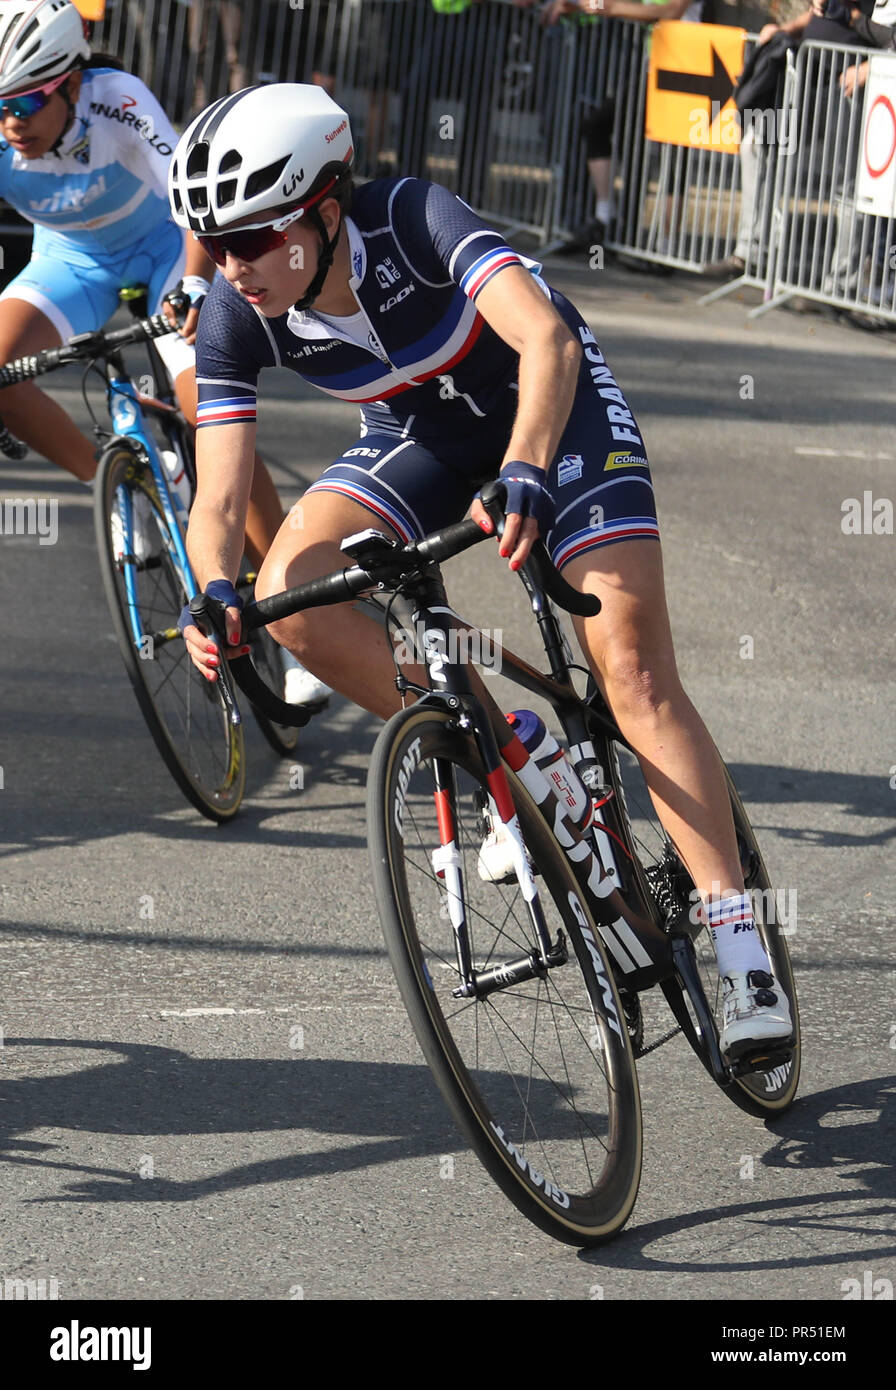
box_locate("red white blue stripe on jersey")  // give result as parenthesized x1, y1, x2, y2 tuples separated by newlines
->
(196, 393, 257, 429)
(294, 302, 486, 408)
(551, 517, 661, 569)
(459, 246, 522, 301)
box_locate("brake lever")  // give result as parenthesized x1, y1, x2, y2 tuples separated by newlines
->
(188, 592, 242, 726)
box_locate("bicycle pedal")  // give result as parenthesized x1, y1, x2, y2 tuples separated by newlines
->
(729, 1045, 794, 1078)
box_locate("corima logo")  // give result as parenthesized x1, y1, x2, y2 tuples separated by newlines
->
(604, 451, 648, 471)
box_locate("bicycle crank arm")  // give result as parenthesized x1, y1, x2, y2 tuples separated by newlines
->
(452, 933, 568, 1000)
(669, 933, 730, 1086)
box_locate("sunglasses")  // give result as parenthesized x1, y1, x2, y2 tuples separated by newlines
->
(196, 208, 305, 268)
(0, 74, 68, 121)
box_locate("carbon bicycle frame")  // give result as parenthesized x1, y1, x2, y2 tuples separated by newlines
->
(390, 562, 675, 995)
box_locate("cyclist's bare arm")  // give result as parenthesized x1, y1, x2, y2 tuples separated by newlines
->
(184, 420, 257, 673)
(468, 264, 581, 566)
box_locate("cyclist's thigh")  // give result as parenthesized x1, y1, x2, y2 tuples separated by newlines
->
(0, 252, 121, 347)
(145, 221, 195, 388)
(545, 291, 661, 573)
(0, 293, 62, 363)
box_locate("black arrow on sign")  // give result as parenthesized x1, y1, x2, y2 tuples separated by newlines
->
(656, 47, 735, 112)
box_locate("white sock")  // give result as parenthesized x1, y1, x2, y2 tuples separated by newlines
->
(595, 198, 613, 226)
(708, 893, 772, 978)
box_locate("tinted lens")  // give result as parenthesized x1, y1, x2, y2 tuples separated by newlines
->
(197, 224, 288, 267)
(1, 90, 49, 119)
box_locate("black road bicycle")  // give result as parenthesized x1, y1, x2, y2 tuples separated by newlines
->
(0, 288, 305, 820)
(190, 482, 801, 1245)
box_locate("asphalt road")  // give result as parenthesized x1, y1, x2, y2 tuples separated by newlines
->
(0, 259, 893, 1315)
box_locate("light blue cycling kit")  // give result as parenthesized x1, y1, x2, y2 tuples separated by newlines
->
(0, 67, 191, 373)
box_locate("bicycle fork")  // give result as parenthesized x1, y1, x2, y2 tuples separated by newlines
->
(407, 590, 568, 1000)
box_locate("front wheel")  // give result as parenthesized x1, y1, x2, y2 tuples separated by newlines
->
(367, 704, 643, 1246)
(94, 442, 245, 821)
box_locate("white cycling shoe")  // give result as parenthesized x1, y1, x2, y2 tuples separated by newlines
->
(719, 969, 794, 1063)
(282, 652, 332, 709)
(477, 799, 534, 885)
(111, 489, 156, 564)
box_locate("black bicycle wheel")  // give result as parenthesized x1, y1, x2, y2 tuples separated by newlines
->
(599, 724, 800, 1116)
(247, 626, 300, 758)
(94, 442, 245, 822)
(368, 704, 643, 1246)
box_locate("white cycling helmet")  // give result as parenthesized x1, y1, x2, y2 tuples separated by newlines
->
(168, 83, 354, 235)
(0, 0, 91, 98)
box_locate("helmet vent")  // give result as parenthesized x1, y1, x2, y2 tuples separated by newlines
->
(219, 149, 241, 174)
(244, 156, 290, 202)
(186, 142, 209, 178)
(18, 18, 40, 52)
(217, 179, 237, 208)
(188, 187, 209, 214)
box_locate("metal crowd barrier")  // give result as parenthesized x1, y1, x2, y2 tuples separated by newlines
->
(551, 18, 746, 272)
(755, 39, 896, 324)
(6, 4, 891, 324)
(94, 0, 571, 242)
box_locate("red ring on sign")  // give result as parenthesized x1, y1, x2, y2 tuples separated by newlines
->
(864, 94, 896, 180)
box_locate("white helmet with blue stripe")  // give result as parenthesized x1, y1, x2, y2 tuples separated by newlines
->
(0, 0, 91, 98)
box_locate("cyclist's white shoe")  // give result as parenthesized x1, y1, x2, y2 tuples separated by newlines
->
(478, 818, 517, 884)
(477, 799, 534, 884)
(282, 652, 332, 709)
(720, 969, 794, 1063)
(111, 490, 156, 564)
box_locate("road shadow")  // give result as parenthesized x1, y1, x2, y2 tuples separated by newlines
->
(0, 1036, 602, 1206)
(580, 1075, 896, 1274)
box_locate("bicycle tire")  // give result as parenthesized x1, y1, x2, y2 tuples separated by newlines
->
(368, 703, 643, 1246)
(599, 726, 800, 1116)
(247, 626, 300, 758)
(94, 441, 245, 822)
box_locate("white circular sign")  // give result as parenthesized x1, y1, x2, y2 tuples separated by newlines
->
(864, 94, 896, 181)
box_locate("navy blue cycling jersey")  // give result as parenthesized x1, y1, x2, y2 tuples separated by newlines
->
(196, 175, 659, 565)
(196, 177, 542, 435)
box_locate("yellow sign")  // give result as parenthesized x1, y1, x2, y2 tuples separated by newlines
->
(72, 0, 106, 19)
(646, 22, 746, 154)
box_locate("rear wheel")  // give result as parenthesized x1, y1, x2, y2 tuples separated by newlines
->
(94, 442, 245, 821)
(368, 704, 643, 1245)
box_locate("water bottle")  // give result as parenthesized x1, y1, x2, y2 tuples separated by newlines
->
(160, 448, 191, 525)
(507, 710, 592, 835)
